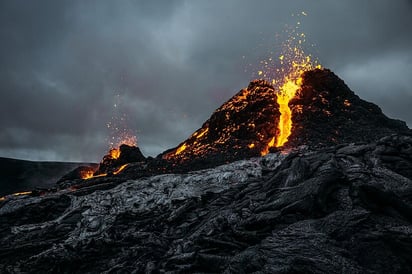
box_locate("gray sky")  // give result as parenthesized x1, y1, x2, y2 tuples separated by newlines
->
(1, 0, 411, 162)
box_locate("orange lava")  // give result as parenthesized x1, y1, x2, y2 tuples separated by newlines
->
(275, 75, 303, 147)
(273, 55, 320, 149)
(81, 164, 128, 180)
(109, 148, 121, 159)
(259, 15, 321, 155)
(80, 169, 95, 180)
(13, 191, 32, 196)
(175, 143, 187, 155)
(113, 164, 128, 175)
(0, 191, 32, 201)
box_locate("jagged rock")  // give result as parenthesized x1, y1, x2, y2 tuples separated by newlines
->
(58, 165, 98, 182)
(1, 134, 412, 273)
(161, 79, 280, 163)
(2, 68, 411, 273)
(56, 145, 146, 185)
(60, 69, 409, 185)
(96, 144, 146, 175)
(287, 69, 409, 148)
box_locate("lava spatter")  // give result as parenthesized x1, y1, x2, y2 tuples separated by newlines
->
(258, 16, 321, 154)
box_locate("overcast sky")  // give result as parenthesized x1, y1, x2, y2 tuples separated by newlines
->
(1, 0, 411, 162)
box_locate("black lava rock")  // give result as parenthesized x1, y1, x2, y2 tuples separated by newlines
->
(3, 68, 411, 273)
(1, 134, 412, 273)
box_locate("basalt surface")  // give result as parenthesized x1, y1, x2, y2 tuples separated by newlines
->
(1, 134, 412, 273)
(2, 68, 412, 273)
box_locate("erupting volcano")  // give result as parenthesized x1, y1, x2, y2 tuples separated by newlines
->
(156, 68, 408, 171)
(59, 141, 145, 185)
(160, 26, 326, 163)
(56, 31, 409, 185)
(2, 26, 412, 274)
(58, 66, 408, 188)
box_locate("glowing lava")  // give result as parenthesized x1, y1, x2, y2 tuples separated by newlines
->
(273, 56, 320, 149)
(109, 148, 121, 159)
(275, 62, 308, 147)
(80, 137, 136, 180)
(81, 164, 129, 180)
(175, 143, 187, 155)
(12, 191, 32, 196)
(80, 169, 95, 180)
(259, 13, 321, 155)
(113, 164, 128, 175)
(161, 13, 321, 161)
(0, 191, 32, 201)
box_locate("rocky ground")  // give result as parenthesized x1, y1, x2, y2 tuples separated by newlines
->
(1, 68, 411, 273)
(1, 133, 412, 273)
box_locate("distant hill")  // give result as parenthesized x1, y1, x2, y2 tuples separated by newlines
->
(0, 157, 97, 196)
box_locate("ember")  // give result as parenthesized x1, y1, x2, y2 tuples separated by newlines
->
(161, 20, 322, 161)
(258, 19, 321, 154)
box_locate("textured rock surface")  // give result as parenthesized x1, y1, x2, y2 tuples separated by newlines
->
(1, 134, 412, 273)
(287, 69, 409, 148)
(161, 79, 279, 163)
(90, 69, 412, 183)
(161, 69, 409, 164)
(57, 69, 409, 185)
(97, 144, 146, 175)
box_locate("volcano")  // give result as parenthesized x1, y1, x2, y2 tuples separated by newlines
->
(1, 68, 412, 273)
(162, 68, 408, 161)
(63, 68, 409, 184)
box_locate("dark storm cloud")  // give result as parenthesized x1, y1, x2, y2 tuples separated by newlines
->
(0, 0, 411, 162)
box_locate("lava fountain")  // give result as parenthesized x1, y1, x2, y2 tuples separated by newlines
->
(260, 15, 321, 155)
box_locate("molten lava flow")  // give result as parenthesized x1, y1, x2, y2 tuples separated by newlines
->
(261, 137, 275, 156)
(160, 13, 322, 161)
(81, 164, 128, 180)
(113, 164, 128, 175)
(195, 128, 209, 139)
(272, 55, 320, 149)
(80, 169, 95, 180)
(83, 164, 128, 179)
(258, 14, 321, 155)
(275, 76, 302, 147)
(109, 148, 121, 159)
(82, 172, 107, 180)
(175, 143, 187, 155)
